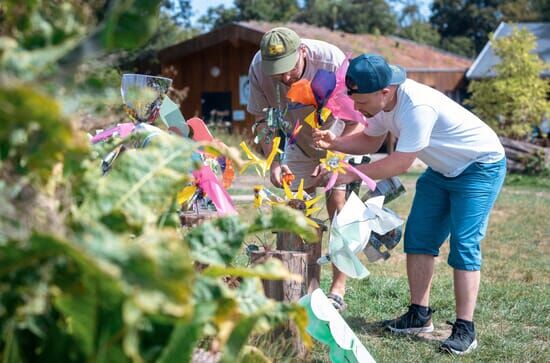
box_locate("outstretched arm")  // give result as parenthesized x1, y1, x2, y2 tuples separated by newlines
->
(313, 129, 387, 155)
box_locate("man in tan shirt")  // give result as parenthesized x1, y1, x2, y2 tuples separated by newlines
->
(247, 27, 363, 310)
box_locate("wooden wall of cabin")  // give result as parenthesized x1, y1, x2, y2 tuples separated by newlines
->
(407, 70, 468, 102)
(161, 40, 259, 135)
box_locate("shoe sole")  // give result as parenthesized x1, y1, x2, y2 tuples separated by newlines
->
(387, 323, 434, 334)
(441, 339, 478, 355)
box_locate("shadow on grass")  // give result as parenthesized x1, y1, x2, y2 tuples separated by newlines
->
(347, 316, 450, 346)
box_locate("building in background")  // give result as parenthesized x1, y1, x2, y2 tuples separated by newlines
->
(466, 22, 550, 80)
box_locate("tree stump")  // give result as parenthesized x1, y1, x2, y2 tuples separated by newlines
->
(276, 223, 326, 294)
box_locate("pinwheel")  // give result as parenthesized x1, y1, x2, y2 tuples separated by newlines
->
(319, 151, 377, 192)
(253, 185, 283, 208)
(287, 55, 368, 126)
(177, 165, 236, 216)
(239, 137, 281, 177)
(299, 289, 376, 363)
(252, 178, 323, 228)
(317, 192, 403, 279)
(281, 178, 323, 227)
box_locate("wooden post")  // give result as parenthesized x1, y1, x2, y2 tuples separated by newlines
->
(250, 249, 309, 359)
(179, 210, 218, 227)
(276, 223, 326, 294)
(250, 250, 308, 301)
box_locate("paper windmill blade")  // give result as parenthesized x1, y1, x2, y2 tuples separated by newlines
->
(239, 137, 281, 177)
(299, 289, 376, 363)
(311, 69, 337, 109)
(253, 184, 283, 208)
(319, 192, 404, 279)
(287, 119, 303, 146)
(91, 122, 136, 144)
(159, 95, 190, 137)
(192, 165, 237, 215)
(304, 107, 332, 129)
(320, 151, 377, 192)
(325, 55, 369, 126)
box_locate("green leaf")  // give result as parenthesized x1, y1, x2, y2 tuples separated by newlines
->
(2, 321, 24, 363)
(0, 86, 89, 183)
(102, 0, 162, 50)
(79, 134, 196, 226)
(53, 274, 98, 357)
(203, 259, 303, 282)
(156, 300, 218, 363)
(219, 316, 261, 363)
(186, 216, 248, 266)
(248, 206, 318, 242)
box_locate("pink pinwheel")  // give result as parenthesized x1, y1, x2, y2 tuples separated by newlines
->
(192, 165, 237, 215)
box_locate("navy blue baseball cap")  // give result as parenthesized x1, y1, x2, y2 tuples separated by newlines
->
(346, 54, 407, 94)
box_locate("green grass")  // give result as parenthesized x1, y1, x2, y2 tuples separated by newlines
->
(232, 170, 550, 362)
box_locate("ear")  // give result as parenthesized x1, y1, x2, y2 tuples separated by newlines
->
(381, 87, 391, 96)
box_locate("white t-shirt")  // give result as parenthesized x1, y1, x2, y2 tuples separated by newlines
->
(247, 39, 348, 158)
(364, 79, 505, 177)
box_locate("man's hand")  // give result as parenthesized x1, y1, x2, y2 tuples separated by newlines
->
(312, 129, 337, 149)
(270, 162, 292, 188)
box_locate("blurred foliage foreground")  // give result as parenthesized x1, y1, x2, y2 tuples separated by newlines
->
(0, 1, 317, 362)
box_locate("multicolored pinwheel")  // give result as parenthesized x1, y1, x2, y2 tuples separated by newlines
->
(319, 151, 377, 192)
(287, 55, 368, 126)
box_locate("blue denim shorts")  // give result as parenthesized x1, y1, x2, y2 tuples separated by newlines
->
(404, 157, 506, 270)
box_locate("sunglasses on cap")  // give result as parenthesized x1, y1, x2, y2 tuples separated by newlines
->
(345, 76, 360, 96)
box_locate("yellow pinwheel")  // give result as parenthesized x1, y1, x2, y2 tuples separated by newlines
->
(240, 137, 281, 177)
(281, 178, 323, 228)
(320, 150, 348, 173)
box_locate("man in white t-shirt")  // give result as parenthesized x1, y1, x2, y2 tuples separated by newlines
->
(247, 27, 363, 310)
(313, 53, 506, 355)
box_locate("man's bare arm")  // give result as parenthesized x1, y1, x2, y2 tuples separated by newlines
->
(333, 132, 386, 154)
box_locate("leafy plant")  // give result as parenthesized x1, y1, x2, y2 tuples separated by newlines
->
(0, 1, 317, 362)
(466, 27, 550, 139)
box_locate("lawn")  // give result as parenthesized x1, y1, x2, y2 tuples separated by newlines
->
(230, 170, 549, 362)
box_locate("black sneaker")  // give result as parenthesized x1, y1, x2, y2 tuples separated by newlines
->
(386, 304, 434, 334)
(440, 319, 478, 355)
